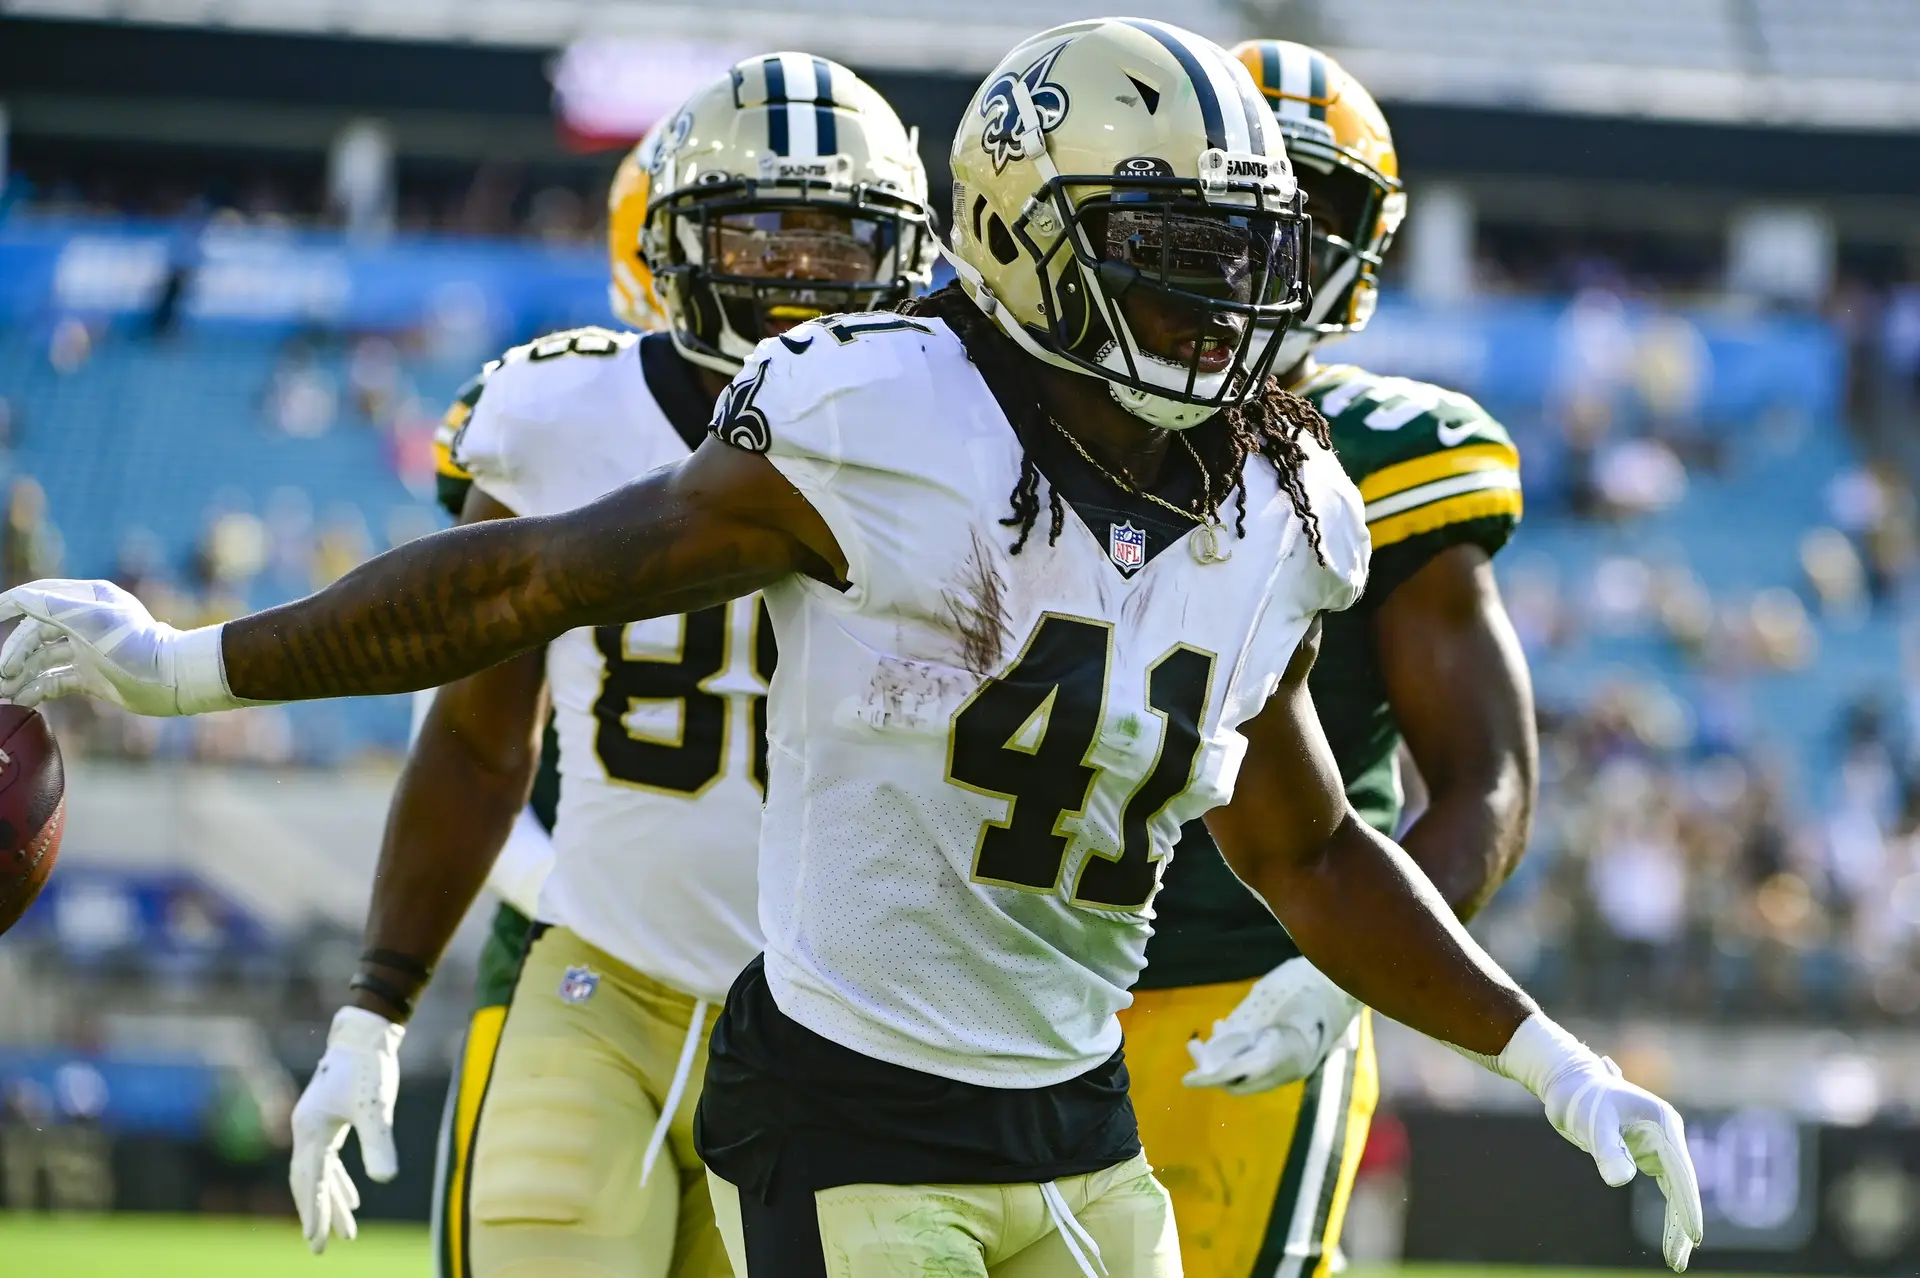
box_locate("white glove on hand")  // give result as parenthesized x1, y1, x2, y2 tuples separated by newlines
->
(1182, 956, 1362, 1094)
(0, 579, 248, 714)
(1482, 1014, 1705, 1271)
(290, 1007, 406, 1254)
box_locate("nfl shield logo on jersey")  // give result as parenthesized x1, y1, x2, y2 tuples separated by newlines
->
(558, 965, 599, 1005)
(1109, 521, 1147, 572)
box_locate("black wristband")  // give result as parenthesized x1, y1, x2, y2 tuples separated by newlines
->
(360, 948, 433, 982)
(348, 971, 415, 1020)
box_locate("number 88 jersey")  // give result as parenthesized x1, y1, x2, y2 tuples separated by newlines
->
(729, 314, 1370, 1088)
(453, 327, 766, 1003)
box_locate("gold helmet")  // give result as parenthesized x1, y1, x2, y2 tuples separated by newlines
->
(948, 19, 1310, 430)
(1231, 40, 1404, 371)
(607, 116, 671, 331)
(644, 53, 937, 375)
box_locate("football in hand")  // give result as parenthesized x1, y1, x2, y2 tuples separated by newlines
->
(0, 705, 65, 935)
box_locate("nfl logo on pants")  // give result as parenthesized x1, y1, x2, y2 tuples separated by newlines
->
(1109, 521, 1146, 571)
(559, 965, 599, 1004)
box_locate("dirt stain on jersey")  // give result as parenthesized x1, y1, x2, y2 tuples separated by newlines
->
(860, 657, 973, 732)
(943, 530, 1013, 676)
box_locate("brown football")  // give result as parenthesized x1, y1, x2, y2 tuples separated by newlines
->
(0, 705, 65, 935)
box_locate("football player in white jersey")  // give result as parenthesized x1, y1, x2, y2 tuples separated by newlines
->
(274, 56, 933, 1278)
(0, 19, 1702, 1278)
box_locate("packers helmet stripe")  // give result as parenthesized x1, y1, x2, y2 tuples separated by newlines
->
(1121, 19, 1230, 151)
(812, 56, 838, 155)
(1307, 49, 1328, 121)
(1274, 42, 1314, 123)
(762, 56, 790, 155)
(1261, 41, 1282, 102)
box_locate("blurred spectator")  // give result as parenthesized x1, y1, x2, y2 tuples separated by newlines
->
(265, 341, 336, 438)
(1827, 464, 1919, 603)
(47, 318, 92, 375)
(1633, 312, 1715, 467)
(1593, 436, 1687, 518)
(1, 477, 63, 589)
(1748, 589, 1817, 671)
(346, 335, 404, 425)
(1801, 527, 1869, 619)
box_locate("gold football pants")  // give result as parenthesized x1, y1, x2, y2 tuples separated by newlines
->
(708, 1151, 1179, 1277)
(436, 925, 730, 1278)
(1118, 982, 1376, 1278)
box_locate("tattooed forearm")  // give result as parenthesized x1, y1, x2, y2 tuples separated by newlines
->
(220, 464, 795, 702)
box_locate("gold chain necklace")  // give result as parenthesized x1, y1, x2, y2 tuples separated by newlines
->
(1050, 419, 1233, 565)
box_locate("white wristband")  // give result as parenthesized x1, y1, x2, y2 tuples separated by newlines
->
(173, 623, 267, 714)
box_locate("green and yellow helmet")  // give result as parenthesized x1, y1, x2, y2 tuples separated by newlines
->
(1231, 40, 1405, 371)
(948, 19, 1312, 429)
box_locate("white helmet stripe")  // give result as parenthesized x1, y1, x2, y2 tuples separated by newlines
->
(1275, 43, 1316, 125)
(1191, 37, 1261, 154)
(777, 52, 820, 157)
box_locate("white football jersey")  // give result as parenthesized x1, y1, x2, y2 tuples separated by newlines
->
(455, 327, 765, 1003)
(721, 313, 1370, 1087)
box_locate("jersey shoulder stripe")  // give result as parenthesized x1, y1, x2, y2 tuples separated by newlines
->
(1298, 363, 1521, 552)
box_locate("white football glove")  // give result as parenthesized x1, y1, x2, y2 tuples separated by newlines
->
(1182, 956, 1362, 1094)
(290, 1007, 406, 1254)
(0, 579, 248, 714)
(1475, 1014, 1705, 1271)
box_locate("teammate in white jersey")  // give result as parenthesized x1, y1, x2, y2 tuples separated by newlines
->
(273, 55, 933, 1278)
(0, 18, 1703, 1278)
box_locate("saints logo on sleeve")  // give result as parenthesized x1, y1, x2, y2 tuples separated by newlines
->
(712, 357, 774, 453)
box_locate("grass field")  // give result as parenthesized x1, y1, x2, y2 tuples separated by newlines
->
(0, 1214, 1812, 1278)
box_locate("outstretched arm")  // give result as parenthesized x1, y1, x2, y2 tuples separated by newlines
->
(1207, 620, 1703, 1271)
(227, 440, 842, 701)
(1378, 543, 1537, 919)
(0, 439, 844, 710)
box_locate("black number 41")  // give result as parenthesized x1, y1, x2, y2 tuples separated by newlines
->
(946, 613, 1215, 911)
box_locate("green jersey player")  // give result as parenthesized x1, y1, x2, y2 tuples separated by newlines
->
(1120, 41, 1534, 1278)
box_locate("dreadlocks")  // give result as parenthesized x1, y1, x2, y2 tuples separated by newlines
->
(898, 283, 1333, 563)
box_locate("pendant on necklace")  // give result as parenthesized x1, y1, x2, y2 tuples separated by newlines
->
(1190, 522, 1233, 565)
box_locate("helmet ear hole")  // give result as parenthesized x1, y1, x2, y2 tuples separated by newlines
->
(985, 213, 1020, 267)
(971, 195, 989, 244)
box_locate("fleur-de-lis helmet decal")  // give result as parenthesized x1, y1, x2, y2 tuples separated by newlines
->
(979, 41, 1072, 173)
